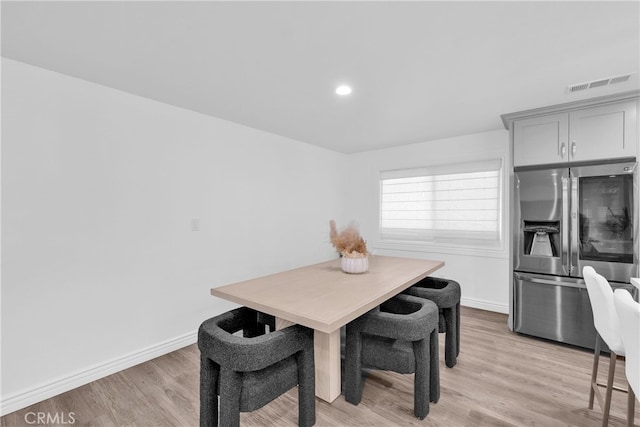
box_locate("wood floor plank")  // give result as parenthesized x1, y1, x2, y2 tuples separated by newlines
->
(2, 307, 638, 426)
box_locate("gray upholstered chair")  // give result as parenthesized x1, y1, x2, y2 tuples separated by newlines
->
(256, 311, 276, 333)
(403, 277, 461, 367)
(344, 294, 440, 420)
(198, 307, 315, 427)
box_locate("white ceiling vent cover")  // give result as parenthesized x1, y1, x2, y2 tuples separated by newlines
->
(610, 74, 632, 84)
(568, 73, 634, 93)
(568, 83, 589, 93)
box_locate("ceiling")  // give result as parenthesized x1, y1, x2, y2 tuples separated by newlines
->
(2, 1, 639, 154)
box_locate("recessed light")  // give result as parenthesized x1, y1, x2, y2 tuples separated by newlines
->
(335, 85, 352, 96)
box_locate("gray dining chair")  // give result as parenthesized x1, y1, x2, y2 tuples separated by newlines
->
(344, 294, 440, 419)
(198, 307, 315, 426)
(403, 277, 461, 367)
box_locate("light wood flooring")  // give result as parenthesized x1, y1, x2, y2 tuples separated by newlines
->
(2, 307, 638, 426)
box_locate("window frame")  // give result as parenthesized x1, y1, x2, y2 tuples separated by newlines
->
(374, 157, 508, 257)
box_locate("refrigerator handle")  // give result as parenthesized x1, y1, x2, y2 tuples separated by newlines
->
(517, 274, 586, 289)
(562, 177, 570, 273)
(570, 176, 579, 275)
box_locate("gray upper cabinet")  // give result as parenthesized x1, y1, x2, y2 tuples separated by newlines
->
(568, 101, 637, 163)
(513, 113, 568, 166)
(504, 92, 639, 168)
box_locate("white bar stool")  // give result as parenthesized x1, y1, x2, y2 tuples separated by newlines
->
(614, 289, 639, 427)
(583, 266, 631, 427)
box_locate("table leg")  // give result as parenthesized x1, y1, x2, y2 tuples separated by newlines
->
(275, 317, 295, 330)
(275, 317, 341, 403)
(314, 329, 341, 403)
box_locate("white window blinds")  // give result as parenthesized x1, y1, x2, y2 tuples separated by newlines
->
(380, 159, 502, 244)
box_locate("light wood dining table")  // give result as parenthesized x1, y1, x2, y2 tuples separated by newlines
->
(210, 255, 444, 403)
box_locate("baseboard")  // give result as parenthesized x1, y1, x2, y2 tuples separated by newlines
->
(461, 296, 509, 314)
(0, 331, 198, 416)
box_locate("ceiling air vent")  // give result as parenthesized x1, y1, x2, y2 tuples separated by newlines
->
(589, 79, 609, 88)
(567, 73, 634, 94)
(568, 83, 589, 93)
(610, 74, 631, 84)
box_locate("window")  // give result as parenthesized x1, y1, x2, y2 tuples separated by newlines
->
(379, 159, 502, 246)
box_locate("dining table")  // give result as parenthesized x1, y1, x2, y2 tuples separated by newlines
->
(210, 255, 444, 403)
(631, 277, 639, 290)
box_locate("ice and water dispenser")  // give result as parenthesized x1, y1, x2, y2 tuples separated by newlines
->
(523, 220, 559, 257)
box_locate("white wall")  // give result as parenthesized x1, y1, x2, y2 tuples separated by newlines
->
(0, 59, 347, 413)
(344, 130, 512, 314)
(1, 58, 513, 415)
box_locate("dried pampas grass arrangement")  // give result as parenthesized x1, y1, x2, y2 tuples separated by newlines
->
(329, 220, 368, 258)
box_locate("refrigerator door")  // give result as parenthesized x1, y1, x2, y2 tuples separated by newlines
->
(514, 167, 570, 276)
(513, 272, 596, 349)
(513, 272, 637, 349)
(570, 161, 638, 282)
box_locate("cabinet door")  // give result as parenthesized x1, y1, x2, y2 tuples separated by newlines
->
(569, 101, 638, 162)
(513, 113, 569, 167)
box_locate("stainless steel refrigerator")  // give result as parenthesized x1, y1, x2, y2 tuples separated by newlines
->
(513, 159, 638, 349)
